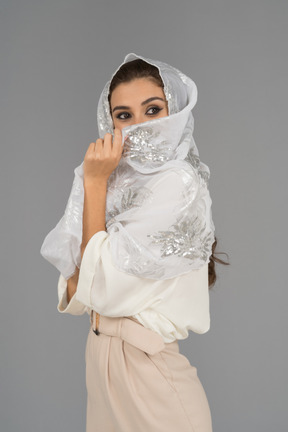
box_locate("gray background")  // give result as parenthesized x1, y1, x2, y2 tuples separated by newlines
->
(1, 0, 287, 430)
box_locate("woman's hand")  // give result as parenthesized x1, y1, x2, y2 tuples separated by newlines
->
(84, 128, 123, 183)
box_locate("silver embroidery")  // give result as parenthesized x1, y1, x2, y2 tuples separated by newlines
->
(62, 178, 84, 229)
(106, 216, 117, 228)
(198, 170, 210, 186)
(123, 126, 173, 167)
(184, 148, 200, 170)
(106, 186, 152, 227)
(147, 215, 214, 262)
(97, 81, 114, 136)
(164, 78, 178, 115)
(111, 231, 165, 279)
(121, 187, 152, 210)
(184, 148, 210, 186)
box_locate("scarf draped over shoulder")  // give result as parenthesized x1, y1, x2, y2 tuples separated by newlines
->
(40, 53, 215, 281)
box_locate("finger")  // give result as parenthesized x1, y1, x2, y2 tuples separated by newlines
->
(95, 138, 104, 156)
(85, 142, 96, 156)
(112, 128, 123, 155)
(103, 133, 113, 157)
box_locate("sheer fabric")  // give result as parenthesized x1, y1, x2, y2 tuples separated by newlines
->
(40, 53, 215, 282)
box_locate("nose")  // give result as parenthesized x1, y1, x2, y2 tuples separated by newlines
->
(133, 113, 146, 126)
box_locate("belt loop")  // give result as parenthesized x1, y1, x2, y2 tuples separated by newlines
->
(92, 311, 100, 336)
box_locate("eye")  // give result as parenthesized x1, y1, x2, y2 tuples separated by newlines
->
(116, 112, 131, 120)
(146, 106, 163, 116)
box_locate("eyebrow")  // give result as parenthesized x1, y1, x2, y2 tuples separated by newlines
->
(112, 97, 165, 113)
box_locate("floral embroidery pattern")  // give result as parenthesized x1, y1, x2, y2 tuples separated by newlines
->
(184, 148, 210, 186)
(106, 186, 152, 227)
(147, 215, 214, 262)
(123, 126, 173, 166)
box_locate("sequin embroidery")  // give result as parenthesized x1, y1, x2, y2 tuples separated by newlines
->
(122, 126, 174, 167)
(61, 178, 83, 229)
(147, 215, 214, 262)
(106, 186, 152, 227)
(97, 81, 114, 136)
(184, 148, 210, 186)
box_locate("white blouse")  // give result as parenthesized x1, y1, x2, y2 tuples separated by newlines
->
(57, 230, 211, 343)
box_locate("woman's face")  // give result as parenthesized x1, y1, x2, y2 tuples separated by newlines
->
(110, 78, 168, 131)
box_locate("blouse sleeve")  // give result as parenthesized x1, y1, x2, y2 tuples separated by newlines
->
(51, 166, 212, 335)
(57, 272, 89, 315)
(74, 229, 210, 332)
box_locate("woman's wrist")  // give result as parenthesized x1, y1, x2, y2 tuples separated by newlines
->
(84, 176, 108, 188)
(82, 175, 108, 256)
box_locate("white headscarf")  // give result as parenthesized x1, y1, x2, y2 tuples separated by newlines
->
(40, 53, 215, 280)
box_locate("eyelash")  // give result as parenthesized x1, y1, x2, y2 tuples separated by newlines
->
(116, 106, 163, 120)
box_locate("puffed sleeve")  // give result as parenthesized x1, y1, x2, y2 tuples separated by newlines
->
(75, 229, 210, 326)
(40, 162, 84, 281)
(57, 272, 89, 315)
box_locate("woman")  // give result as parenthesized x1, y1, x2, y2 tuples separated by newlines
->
(40, 53, 227, 431)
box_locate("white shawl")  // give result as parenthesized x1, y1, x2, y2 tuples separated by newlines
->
(40, 53, 215, 281)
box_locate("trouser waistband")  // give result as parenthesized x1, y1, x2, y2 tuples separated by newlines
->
(90, 310, 165, 355)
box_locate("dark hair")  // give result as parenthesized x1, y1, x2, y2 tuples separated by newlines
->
(108, 59, 230, 289)
(108, 59, 164, 107)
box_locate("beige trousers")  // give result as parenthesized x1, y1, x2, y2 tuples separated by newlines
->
(85, 310, 213, 432)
